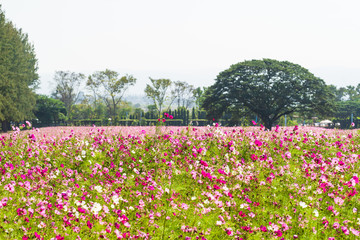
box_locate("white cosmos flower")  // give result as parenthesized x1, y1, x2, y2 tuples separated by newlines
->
(91, 202, 102, 215)
(313, 209, 319, 217)
(299, 201, 307, 208)
(112, 195, 120, 205)
(94, 185, 103, 193)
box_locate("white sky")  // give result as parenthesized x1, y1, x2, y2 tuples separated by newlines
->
(1, 0, 360, 95)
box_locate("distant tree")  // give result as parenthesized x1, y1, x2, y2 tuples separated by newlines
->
(181, 84, 195, 109)
(71, 104, 93, 120)
(87, 69, 136, 121)
(171, 81, 186, 108)
(34, 95, 66, 123)
(144, 78, 172, 117)
(118, 101, 133, 120)
(328, 85, 347, 102)
(355, 84, 360, 98)
(193, 87, 206, 110)
(334, 101, 360, 119)
(346, 85, 357, 101)
(171, 81, 194, 109)
(0, 6, 39, 131)
(146, 105, 158, 119)
(87, 74, 101, 109)
(52, 71, 85, 118)
(203, 59, 335, 129)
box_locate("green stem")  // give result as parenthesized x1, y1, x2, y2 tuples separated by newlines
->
(161, 181, 172, 240)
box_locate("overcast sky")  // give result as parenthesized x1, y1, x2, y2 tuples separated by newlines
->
(1, 0, 360, 95)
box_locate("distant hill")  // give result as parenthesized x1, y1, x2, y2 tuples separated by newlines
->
(124, 95, 152, 108)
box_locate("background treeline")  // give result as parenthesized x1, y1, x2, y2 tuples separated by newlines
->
(32, 70, 210, 128)
(28, 74, 360, 130)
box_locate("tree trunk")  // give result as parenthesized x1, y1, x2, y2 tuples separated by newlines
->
(1, 121, 10, 133)
(263, 119, 273, 131)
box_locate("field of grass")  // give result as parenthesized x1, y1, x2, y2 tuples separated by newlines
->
(0, 123, 360, 239)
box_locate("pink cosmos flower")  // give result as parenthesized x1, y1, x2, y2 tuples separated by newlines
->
(274, 230, 282, 237)
(350, 228, 360, 236)
(353, 176, 359, 184)
(34, 232, 41, 239)
(342, 226, 350, 235)
(17, 208, 27, 216)
(114, 222, 120, 229)
(226, 228, 233, 236)
(181, 203, 189, 210)
(28, 134, 36, 141)
(260, 225, 267, 232)
(254, 140, 262, 146)
(4, 184, 15, 193)
(334, 197, 344, 206)
(25, 121, 31, 127)
(87, 221, 93, 229)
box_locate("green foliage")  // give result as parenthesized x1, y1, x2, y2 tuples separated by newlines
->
(203, 59, 335, 129)
(52, 71, 86, 119)
(0, 6, 39, 130)
(87, 69, 136, 121)
(34, 94, 66, 122)
(171, 81, 194, 109)
(193, 87, 206, 111)
(144, 78, 172, 117)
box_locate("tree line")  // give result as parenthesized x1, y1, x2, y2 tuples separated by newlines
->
(37, 69, 206, 127)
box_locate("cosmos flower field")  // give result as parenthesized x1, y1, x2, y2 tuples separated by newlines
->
(1, 124, 360, 239)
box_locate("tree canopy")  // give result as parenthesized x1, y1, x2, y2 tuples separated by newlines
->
(34, 95, 66, 123)
(202, 59, 335, 129)
(144, 78, 172, 117)
(87, 69, 136, 121)
(52, 71, 85, 118)
(0, 6, 39, 131)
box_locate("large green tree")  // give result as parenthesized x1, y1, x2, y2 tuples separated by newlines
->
(0, 6, 39, 131)
(87, 69, 136, 121)
(34, 95, 66, 123)
(203, 59, 335, 129)
(144, 78, 172, 117)
(52, 71, 85, 118)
